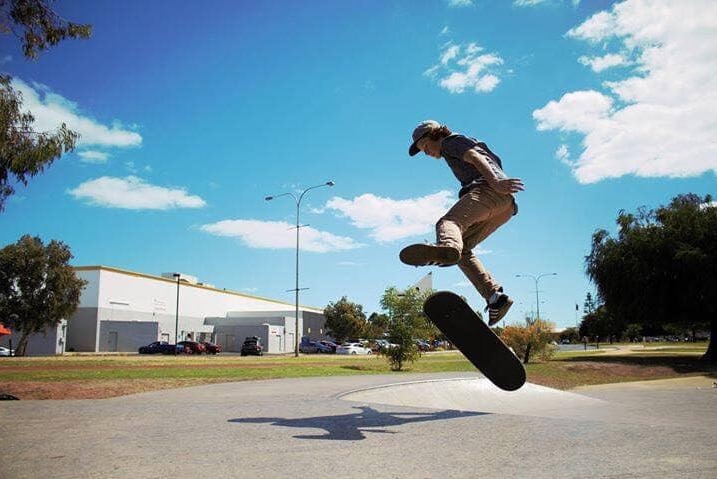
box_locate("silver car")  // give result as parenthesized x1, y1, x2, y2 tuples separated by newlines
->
(336, 343, 372, 355)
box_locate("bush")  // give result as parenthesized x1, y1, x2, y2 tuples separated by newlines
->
(501, 318, 556, 363)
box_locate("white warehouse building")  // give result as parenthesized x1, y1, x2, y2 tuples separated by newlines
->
(1, 265, 328, 355)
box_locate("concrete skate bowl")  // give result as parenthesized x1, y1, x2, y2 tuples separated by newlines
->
(339, 377, 608, 419)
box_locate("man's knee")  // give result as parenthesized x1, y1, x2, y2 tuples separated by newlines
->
(458, 251, 475, 267)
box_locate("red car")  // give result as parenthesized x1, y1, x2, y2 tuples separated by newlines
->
(202, 342, 222, 354)
(177, 341, 206, 354)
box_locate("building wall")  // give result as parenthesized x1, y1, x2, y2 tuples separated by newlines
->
(0, 321, 66, 355)
(66, 308, 100, 352)
(207, 315, 293, 354)
(98, 321, 159, 352)
(303, 311, 328, 340)
(213, 324, 286, 354)
(85, 268, 300, 320)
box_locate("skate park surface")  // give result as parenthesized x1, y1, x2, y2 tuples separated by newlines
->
(2, 372, 716, 478)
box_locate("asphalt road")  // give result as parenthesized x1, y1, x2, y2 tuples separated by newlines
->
(2, 372, 716, 478)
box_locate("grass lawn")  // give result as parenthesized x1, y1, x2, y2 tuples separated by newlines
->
(0, 345, 714, 400)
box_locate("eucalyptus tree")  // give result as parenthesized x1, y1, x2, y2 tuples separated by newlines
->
(586, 194, 716, 362)
(1, 0, 92, 211)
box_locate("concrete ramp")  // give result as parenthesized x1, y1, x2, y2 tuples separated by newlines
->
(339, 377, 608, 419)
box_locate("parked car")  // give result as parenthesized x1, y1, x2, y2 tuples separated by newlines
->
(0, 346, 14, 356)
(336, 342, 372, 355)
(202, 342, 222, 354)
(138, 341, 177, 355)
(300, 340, 333, 354)
(375, 339, 398, 351)
(415, 339, 432, 352)
(299, 340, 319, 354)
(241, 337, 263, 356)
(177, 341, 206, 355)
(319, 340, 338, 353)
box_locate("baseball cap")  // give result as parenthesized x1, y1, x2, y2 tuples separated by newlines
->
(409, 120, 440, 156)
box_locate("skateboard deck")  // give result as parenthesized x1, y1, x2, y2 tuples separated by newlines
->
(423, 291, 526, 391)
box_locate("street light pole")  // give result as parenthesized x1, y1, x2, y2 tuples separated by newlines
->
(515, 272, 557, 320)
(173, 273, 181, 354)
(265, 181, 335, 357)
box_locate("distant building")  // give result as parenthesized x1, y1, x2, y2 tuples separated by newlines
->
(413, 272, 434, 294)
(0, 265, 326, 355)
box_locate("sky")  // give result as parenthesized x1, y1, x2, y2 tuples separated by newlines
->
(1, 0, 715, 329)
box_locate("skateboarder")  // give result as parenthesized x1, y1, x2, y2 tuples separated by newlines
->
(401, 120, 524, 326)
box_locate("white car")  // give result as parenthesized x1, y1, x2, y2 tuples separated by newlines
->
(336, 342, 372, 355)
(0, 346, 14, 356)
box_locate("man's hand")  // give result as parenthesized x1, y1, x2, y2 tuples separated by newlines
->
(463, 149, 525, 195)
(492, 177, 524, 195)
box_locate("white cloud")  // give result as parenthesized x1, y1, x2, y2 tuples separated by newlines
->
(11, 78, 142, 148)
(534, 0, 717, 184)
(578, 53, 629, 72)
(566, 11, 616, 42)
(77, 150, 109, 164)
(514, 0, 580, 6)
(555, 144, 574, 166)
(426, 43, 504, 94)
(448, 0, 473, 7)
(534, 90, 614, 133)
(200, 220, 362, 253)
(440, 45, 460, 65)
(475, 74, 501, 92)
(68, 176, 206, 210)
(324, 191, 456, 243)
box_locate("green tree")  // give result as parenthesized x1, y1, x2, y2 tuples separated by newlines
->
(323, 296, 366, 343)
(1, 75, 79, 212)
(1, 0, 92, 212)
(1, 0, 92, 59)
(579, 305, 613, 347)
(379, 286, 435, 371)
(586, 194, 716, 362)
(363, 312, 389, 341)
(583, 292, 597, 315)
(0, 235, 87, 355)
(559, 326, 579, 344)
(623, 323, 643, 342)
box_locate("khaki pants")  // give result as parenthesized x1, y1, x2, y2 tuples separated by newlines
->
(436, 186, 516, 301)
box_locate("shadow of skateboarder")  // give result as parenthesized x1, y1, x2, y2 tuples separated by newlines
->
(229, 405, 484, 441)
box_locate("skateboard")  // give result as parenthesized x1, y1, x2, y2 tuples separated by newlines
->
(423, 291, 526, 391)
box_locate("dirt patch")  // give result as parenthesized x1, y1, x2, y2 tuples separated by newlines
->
(0, 378, 237, 400)
(563, 361, 676, 376)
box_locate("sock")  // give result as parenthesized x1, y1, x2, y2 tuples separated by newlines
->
(489, 291, 502, 304)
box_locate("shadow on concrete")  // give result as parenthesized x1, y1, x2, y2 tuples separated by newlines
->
(228, 405, 484, 440)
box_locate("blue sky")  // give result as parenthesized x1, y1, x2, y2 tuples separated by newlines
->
(1, 0, 715, 328)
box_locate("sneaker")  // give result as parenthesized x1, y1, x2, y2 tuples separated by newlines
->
(399, 244, 460, 267)
(485, 292, 513, 326)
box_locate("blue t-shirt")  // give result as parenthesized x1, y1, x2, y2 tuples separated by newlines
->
(440, 134, 507, 196)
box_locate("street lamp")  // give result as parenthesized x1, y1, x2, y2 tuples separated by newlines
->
(173, 273, 181, 354)
(515, 272, 557, 320)
(265, 181, 335, 357)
